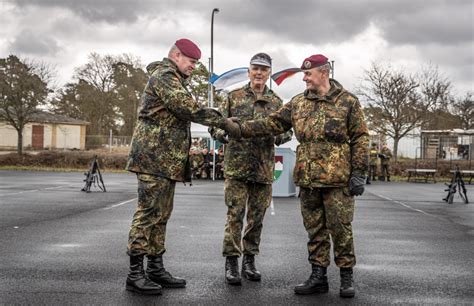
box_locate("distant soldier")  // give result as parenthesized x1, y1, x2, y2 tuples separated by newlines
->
(125, 38, 239, 295)
(379, 143, 393, 181)
(228, 54, 369, 298)
(367, 143, 378, 184)
(215, 148, 225, 179)
(210, 52, 292, 285)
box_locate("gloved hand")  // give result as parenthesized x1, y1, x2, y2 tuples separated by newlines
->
(349, 175, 365, 196)
(214, 129, 229, 144)
(220, 117, 241, 139)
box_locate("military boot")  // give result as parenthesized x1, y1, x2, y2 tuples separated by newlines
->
(146, 255, 186, 288)
(225, 256, 242, 285)
(366, 177, 371, 185)
(242, 254, 261, 281)
(387, 176, 391, 182)
(126, 255, 162, 295)
(294, 265, 328, 295)
(340, 267, 355, 298)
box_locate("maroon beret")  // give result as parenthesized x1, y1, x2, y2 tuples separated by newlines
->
(300, 54, 328, 70)
(175, 38, 201, 60)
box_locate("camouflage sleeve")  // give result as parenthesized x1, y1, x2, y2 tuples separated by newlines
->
(155, 71, 224, 127)
(210, 93, 231, 137)
(348, 97, 369, 176)
(274, 98, 293, 144)
(241, 100, 293, 137)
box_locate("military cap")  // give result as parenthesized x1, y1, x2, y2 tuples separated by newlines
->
(301, 54, 329, 70)
(250, 52, 272, 67)
(175, 38, 201, 60)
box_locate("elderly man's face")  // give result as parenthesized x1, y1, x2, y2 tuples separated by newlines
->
(248, 64, 270, 88)
(302, 67, 326, 91)
(175, 52, 198, 77)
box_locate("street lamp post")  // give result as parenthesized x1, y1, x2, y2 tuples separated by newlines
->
(210, 8, 219, 180)
(210, 8, 219, 109)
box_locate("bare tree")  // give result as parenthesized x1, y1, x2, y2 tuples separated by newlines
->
(452, 92, 473, 129)
(0, 55, 53, 154)
(358, 63, 451, 159)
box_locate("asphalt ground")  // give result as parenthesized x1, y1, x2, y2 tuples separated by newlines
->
(0, 170, 473, 305)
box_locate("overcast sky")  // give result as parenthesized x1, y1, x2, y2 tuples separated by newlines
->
(1, 0, 473, 101)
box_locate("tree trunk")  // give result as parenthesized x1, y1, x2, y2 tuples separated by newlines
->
(17, 128, 23, 155)
(393, 138, 399, 161)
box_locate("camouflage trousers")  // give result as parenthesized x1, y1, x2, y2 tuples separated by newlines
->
(381, 163, 390, 178)
(300, 187, 355, 268)
(368, 164, 377, 179)
(222, 179, 272, 257)
(127, 173, 175, 256)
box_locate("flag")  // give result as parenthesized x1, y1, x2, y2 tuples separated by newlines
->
(271, 68, 301, 86)
(210, 67, 248, 90)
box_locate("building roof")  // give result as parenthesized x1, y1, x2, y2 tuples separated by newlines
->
(0, 109, 89, 125)
(421, 129, 474, 135)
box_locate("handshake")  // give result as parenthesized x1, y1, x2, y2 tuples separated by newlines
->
(216, 117, 244, 142)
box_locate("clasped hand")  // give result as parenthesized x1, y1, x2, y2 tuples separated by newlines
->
(221, 117, 242, 139)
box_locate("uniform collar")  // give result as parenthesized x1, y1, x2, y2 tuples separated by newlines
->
(244, 82, 273, 99)
(304, 78, 344, 102)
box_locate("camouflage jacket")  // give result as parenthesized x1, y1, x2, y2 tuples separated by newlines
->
(213, 83, 292, 184)
(126, 58, 226, 182)
(369, 148, 378, 166)
(241, 79, 369, 188)
(380, 147, 392, 165)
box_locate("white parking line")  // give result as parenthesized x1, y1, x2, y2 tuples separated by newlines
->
(0, 189, 39, 196)
(374, 193, 437, 217)
(103, 198, 137, 210)
(1, 184, 72, 196)
(44, 185, 72, 190)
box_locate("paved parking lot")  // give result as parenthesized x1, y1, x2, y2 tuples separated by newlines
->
(0, 170, 473, 305)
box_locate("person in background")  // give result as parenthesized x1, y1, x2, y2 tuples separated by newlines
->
(367, 143, 378, 184)
(379, 143, 393, 181)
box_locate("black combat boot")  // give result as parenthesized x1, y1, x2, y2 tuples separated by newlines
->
(294, 265, 329, 295)
(242, 254, 261, 281)
(340, 267, 355, 298)
(146, 255, 186, 288)
(126, 255, 162, 295)
(387, 176, 391, 182)
(366, 178, 371, 185)
(225, 256, 242, 285)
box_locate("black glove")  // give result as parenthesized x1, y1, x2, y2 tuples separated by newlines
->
(349, 175, 365, 196)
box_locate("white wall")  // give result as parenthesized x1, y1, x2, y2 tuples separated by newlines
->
(0, 122, 82, 150)
(386, 128, 421, 158)
(0, 122, 18, 147)
(56, 124, 81, 149)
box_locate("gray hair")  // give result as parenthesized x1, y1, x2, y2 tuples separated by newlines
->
(168, 45, 180, 58)
(316, 62, 332, 75)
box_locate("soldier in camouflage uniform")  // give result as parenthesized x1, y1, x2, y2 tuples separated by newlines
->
(379, 143, 393, 181)
(230, 54, 369, 298)
(367, 143, 378, 184)
(124, 38, 239, 295)
(210, 53, 293, 285)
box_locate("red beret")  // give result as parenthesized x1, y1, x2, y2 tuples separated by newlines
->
(300, 54, 328, 70)
(175, 38, 201, 60)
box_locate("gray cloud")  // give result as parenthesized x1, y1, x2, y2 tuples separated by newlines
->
(10, 0, 472, 47)
(9, 29, 61, 56)
(11, 0, 155, 23)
